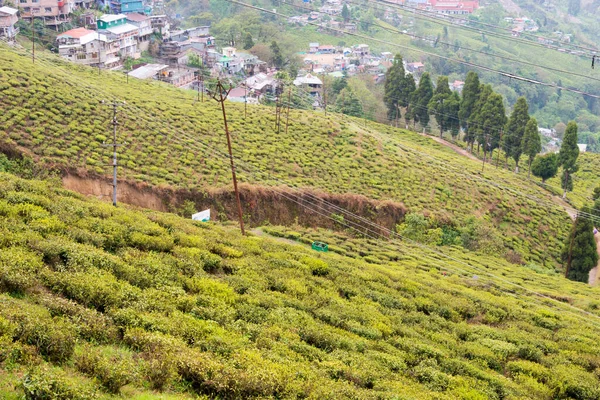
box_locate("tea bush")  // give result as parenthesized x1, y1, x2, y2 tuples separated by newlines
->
(0, 47, 574, 269)
(0, 172, 599, 398)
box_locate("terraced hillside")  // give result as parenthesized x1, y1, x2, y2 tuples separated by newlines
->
(2, 171, 600, 399)
(0, 44, 571, 268)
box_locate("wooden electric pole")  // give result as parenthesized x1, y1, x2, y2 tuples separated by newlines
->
(101, 101, 126, 207)
(31, 12, 35, 64)
(285, 87, 291, 135)
(211, 80, 245, 235)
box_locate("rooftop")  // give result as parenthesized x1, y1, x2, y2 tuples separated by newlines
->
(99, 14, 127, 23)
(57, 27, 96, 39)
(125, 13, 148, 22)
(128, 63, 168, 79)
(0, 6, 18, 15)
(294, 73, 323, 86)
(106, 23, 139, 35)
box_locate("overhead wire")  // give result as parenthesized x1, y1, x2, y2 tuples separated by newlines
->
(286, 0, 600, 84)
(4, 40, 600, 329)
(221, 0, 600, 100)
(368, 0, 600, 57)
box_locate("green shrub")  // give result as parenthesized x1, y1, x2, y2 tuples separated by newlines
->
(301, 257, 329, 276)
(0, 247, 43, 293)
(74, 345, 136, 394)
(20, 365, 98, 400)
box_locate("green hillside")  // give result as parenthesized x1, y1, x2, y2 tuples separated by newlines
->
(1, 171, 600, 399)
(0, 45, 574, 268)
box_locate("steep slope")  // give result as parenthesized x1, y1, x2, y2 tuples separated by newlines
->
(0, 45, 571, 268)
(2, 171, 600, 399)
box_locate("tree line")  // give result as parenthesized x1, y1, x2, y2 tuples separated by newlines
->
(383, 53, 583, 195)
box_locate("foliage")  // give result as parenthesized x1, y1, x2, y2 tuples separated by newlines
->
(0, 172, 599, 398)
(559, 121, 580, 196)
(0, 46, 577, 269)
(504, 97, 530, 170)
(383, 54, 411, 123)
(562, 207, 598, 283)
(428, 76, 460, 139)
(521, 117, 542, 178)
(269, 41, 284, 69)
(334, 87, 363, 117)
(531, 153, 559, 183)
(412, 72, 434, 128)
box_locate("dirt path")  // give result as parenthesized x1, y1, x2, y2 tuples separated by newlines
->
(419, 133, 480, 162)
(589, 233, 600, 286)
(250, 227, 302, 246)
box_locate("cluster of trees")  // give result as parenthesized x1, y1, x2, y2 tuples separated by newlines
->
(384, 54, 543, 175)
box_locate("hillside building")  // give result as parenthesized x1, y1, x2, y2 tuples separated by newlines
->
(97, 14, 140, 60)
(56, 27, 101, 66)
(293, 73, 323, 96)
(0, 6, 19, 40)
(126, 13, 151, 51)
(19, 0, 75, 30)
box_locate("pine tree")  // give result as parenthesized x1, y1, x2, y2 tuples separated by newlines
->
(270, 41, 284, 69)
(521, 117, 541, 178)
(568, 0, 581, 15)
(384, 54, 405, 124)
(335, 87, 363, 117)
(472, 93, 506, 164)
(243, 33, 254, 50)
(428, 76, 453, 138)
(446, 92, 461, 140)
(413, 72, 434, 129)
(342, 4, 350, 22)
(559, 121, 580, 198)
(383, 54, 412, 125)
(562, 207, 598, 283)
(504, 97, 530, 172)
(403, 74, 417, 128)
(468, 84, 493, 153)
(459, 71, 480, 147)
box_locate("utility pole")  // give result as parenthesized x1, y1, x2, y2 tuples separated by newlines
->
(200, 74, 204, 102)
(322, 74, 327, 116)
(244, 83, 247, 119)
(481, 133, 489, 173)
(31, 12, 35, 64)
(196, 71, 201, 102)
(496, 130, 503, 168)
(101, 101, 126, 207)
(285, 87, 291, 135)
(211, 80, 245, 235)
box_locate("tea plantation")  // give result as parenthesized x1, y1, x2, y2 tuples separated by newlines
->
(2, 171, 600, 399)
(0, 45, 575, 268)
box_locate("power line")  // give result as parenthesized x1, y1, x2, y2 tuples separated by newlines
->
(5, 39, 600, 225)
(222, 0, 600, 100)
(369, 0, 599, 57)
(13, 43, 600, 326)
(287, 0, 600, 84)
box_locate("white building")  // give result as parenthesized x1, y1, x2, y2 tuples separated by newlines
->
(56, 27, 101, 66)
(0, 6, 19, 39)
(293, 73, 323, 96)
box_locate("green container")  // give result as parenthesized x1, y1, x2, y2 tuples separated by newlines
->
(311, 241, 329, 252)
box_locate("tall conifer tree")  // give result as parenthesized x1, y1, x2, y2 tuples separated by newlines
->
(504, 97, 530, 172)
(413, 72, 434, 129)
(521, 117, 541, 178)
(562, 207, 598, 283)
(559, 121, 580, 198)
(459, 71, 480, 147)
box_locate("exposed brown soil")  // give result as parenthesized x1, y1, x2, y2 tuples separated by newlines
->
(62, 171, 407, 235)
